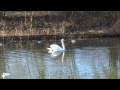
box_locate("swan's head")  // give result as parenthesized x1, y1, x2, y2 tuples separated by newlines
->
(61, 39, 64, 42)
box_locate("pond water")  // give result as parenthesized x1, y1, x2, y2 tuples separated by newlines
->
(0, 38, 120, 79)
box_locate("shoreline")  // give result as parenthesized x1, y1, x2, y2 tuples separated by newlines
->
(0, 34, 120, 41)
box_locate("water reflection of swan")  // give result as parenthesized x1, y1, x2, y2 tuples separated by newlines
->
(48, 51, 63, 57)
(48, 51, 65, 63)
(61, 51, 65, 63)
(47, 39, 65, 51)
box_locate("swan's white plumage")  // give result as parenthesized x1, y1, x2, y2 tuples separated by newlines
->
(47, 39, 65, 51)
(47, 44, 63, 51)
(2, 73, 10, 79)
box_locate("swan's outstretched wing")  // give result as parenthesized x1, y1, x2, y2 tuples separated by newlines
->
(47, 44, 63, 51)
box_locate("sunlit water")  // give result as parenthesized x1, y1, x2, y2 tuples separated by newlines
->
(0, 38, 120, 79)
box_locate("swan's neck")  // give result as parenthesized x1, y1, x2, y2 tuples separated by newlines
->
(61, 52, 65, 63)
(61, 40, 65, 50)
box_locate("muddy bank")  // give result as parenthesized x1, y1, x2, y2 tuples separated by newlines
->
(0, 34, 120, 42)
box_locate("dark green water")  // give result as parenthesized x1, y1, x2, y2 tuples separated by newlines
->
(0, 38, 120, 79)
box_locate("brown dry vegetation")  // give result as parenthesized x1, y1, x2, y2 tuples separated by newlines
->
(0, 11, 120, 38)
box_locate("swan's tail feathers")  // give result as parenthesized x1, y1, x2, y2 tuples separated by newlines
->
(48, 50, 53, 53)
(47, 48, 54, 53)
(47, 48, 52, 51)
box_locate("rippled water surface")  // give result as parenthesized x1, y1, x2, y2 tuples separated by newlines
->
(0, 38, 120, 79)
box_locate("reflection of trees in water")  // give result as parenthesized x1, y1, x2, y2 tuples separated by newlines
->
(1, 38, 120, 79)
(0, 44, 10, 79)
(92, 63, 110, 79)
(46, 49, 80, 79)
(0, 45, 5, 79)
(108, 47, 118, 79)
(1, 41, 47, 79)
(65, 45, 80, 79)
(92, 65, 101, 79)
(24, 42, 46, 79)
(91, 46, 119, 79)
(2, 41, 52, 79)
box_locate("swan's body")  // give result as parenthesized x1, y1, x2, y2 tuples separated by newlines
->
(47, 39, 65, 51)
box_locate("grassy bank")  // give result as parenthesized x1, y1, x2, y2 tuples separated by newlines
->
(0, 11, 120, 40)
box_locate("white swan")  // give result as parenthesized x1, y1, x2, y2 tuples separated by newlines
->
(47, 39, 65, 51)
(2, 73, 10, 79)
